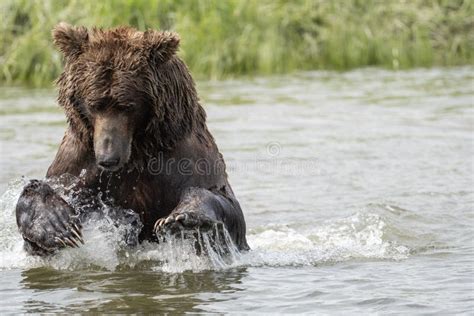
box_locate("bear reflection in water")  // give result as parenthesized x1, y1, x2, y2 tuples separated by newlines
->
(15, 23, 249, 256)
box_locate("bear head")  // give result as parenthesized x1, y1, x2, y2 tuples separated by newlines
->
(52, 22, 204, 172)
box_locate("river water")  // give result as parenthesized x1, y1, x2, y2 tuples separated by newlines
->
(0, 67, 472, 314)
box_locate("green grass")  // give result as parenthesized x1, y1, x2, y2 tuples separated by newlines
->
(1, 0, 473, 87)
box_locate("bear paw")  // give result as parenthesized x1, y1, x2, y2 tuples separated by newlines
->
(16, 180, 84, 254)
(153, 211, 223, 237)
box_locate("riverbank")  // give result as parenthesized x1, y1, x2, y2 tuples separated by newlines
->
(1, 0, 472, 86)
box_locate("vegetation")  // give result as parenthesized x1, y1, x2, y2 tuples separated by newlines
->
(1, 0, 473, 87)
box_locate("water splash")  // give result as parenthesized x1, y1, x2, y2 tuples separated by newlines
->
(242, 212, 409, 267)
(130, 228, 242, 273)
(0, 179, 410, 273)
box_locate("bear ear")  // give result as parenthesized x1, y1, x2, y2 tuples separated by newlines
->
(144, 30, 180, 64)
(52, 22, 89, 59)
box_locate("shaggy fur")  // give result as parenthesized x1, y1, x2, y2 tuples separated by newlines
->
(15, 23, 249, 255)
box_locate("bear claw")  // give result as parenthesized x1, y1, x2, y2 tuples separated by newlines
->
(70, 227, 84, 244)
(55, 237, 67, 247)
(153, 211, 219, 238)
(175, 214, 187, 222)
(71, 231, 84, 246)
(153, 218, 164, 231)
(65, 236, 79, 248)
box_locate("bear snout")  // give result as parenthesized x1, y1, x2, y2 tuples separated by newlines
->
(97, 156, 121, 170)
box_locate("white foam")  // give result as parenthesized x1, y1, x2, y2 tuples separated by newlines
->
(0, 179, 409, 273)
(241, 212, 409, 267)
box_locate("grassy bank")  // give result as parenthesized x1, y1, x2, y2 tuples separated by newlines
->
(1, 0, 473, 87)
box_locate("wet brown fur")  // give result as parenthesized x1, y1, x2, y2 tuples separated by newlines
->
(41, 23, 248, 247)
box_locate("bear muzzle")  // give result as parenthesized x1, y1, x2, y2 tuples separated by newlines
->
(93, 114, 132, 172)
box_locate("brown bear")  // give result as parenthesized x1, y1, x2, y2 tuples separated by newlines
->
(15, 23, 249, 255)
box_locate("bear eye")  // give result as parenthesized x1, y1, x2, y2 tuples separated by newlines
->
(122, 103, 136, 111)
